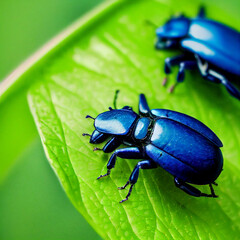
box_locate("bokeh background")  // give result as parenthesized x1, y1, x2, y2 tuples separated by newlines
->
(0, 0, 103, 239)
(2, 1, 239, 240)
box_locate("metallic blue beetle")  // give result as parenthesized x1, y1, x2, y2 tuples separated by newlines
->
(83, 92, 223, 203)
(155, 7, 240, 100)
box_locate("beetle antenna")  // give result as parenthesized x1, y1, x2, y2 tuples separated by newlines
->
(145, 19, 158, 28)
(82, 133, 91, 137)
(86, 115, 95, 120)
(113, 90, 120, 109)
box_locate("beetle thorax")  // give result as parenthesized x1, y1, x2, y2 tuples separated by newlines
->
(133, 117, 152, 141)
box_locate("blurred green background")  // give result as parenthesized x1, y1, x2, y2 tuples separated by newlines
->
(0, 0, 103, 239)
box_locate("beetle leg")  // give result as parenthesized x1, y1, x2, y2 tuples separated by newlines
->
(97, 169, 111, 180)
(93, 136, 122, 155)
(119, 185, 135, 203)
(93, 147, 102, 151)
(164, 55, 189, 74)
(174, 178, 218, 198)
(218, 77, 240, 100)
(205, 69, 240, 100)
(101, 137, 122, 153)
(209, 184, 218, 196)
(177, 61, 197, 82)
(196, 56, 240, 100)
(169, 60, 197, 93)
(208, 183, 218, 197)
(212, 181, 218, 186)
(163, 55, 195, 87)
(195, 54, 208, 76)
(174, 178, 202, 197)
(162, 76, 168, 86)
(169, 82, 179, 93)
(118, 181, 129, 190)
(97, 147, 143, 180)
(120, 160, 158, 203)
(88, 130, 109, 144)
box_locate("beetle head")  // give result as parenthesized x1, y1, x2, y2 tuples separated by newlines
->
(94, 108, 138, 136)
(156, 16, 190, 49)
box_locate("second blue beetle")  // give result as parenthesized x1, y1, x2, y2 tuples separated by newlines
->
(155, 8, 240, 100)
(84, 92, 223, 203)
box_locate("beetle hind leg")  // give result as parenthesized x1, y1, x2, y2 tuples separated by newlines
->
(208, 183, 218, 198)
(212, 181, 218, 186)
(118, 181, 129, 190)
(220, 78, 240, 100)
(199, 65, 240, 100)
(97, 147, 143, 180)
(119, 160, 158, 203)
(174, 178, 218, 198)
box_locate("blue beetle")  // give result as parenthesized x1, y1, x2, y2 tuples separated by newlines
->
(155, 7, 240, 100)
(83, 91, 223, 203)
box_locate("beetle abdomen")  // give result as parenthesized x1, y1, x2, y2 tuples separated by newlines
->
(148, 119, 223, 184)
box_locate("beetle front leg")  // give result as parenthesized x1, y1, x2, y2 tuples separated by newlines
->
(174, 178, 218, 198)
(163, 55, 195, 86)
(94, 137, 122, 153)
(209, 183, 218, 198)
(97, 147, 143, 179)
(169, 60, 197, 93)
(119, 160, 158, 203)
(86, 130, 109, 144)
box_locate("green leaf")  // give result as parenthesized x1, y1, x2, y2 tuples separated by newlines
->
(27, 0, 240, 239)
